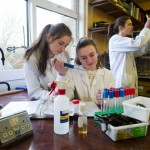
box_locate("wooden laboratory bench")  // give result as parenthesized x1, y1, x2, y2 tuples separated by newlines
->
(1, 91, 150, 150)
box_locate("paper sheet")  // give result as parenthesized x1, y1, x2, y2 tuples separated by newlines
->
(1, 101, 40, 117)
(1, 100, 100, 118)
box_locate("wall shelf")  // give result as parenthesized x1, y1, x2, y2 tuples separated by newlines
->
(88, 0, 147, 70)
(89, 27, 108, 35)
(89, 0, 146, 34)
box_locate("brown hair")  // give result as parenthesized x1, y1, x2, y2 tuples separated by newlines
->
(108, 16, 131, 39)
(75, 37, 102, 69)
(24, 23, 72, 75)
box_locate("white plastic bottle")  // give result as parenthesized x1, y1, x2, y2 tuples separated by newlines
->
(54, 89, 69, 134)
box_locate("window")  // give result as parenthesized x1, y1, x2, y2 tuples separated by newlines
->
(0, 0, 87, 91)
(0, 0, 27, 70)
(48, 0, 75, 10)
(29, 0, 79, 59)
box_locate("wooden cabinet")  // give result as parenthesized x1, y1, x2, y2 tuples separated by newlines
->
(89, 0, 146, 36)
(138, 79, 150, 97)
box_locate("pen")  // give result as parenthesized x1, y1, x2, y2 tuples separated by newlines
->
(52, 58, 85, 71)
(64, 63, 85, 71)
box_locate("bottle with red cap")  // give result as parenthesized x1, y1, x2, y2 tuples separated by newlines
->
(54, 89, 69, 135)
(72, 99, 80, 121)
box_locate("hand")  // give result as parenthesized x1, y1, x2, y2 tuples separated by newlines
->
(50, 91, 58, 102)
(96, 89, 103, 105)
(144, 15, 150, 29)
(51, 58, 67, 76)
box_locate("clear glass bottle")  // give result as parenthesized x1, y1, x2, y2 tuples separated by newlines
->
(78, 103, 87, 134)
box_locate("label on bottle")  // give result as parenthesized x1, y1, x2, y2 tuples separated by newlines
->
(60, 110, 69, 123)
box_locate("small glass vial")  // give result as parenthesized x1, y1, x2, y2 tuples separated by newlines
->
(78, 103, 87, 134)
(72, 99, 80, 121)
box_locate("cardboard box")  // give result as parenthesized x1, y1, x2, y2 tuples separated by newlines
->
(122, 96, 150, 122)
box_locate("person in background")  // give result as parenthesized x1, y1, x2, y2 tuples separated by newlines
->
(24, 23, 72, 100)
(51, 37, 115, 102)
(108, 16, 150, 94)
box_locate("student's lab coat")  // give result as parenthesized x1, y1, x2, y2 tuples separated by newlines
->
(56, 67, 115, 102)
(24, 50, 70, 100)
(109, 27, 150, 91)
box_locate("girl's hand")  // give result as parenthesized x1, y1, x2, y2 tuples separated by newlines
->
(96, 89, 103, 105)
(51, 58, 67, 76)
(50, 91, 58, 102)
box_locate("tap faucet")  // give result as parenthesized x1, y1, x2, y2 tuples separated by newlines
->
(0, 82, 11, 91)
(0, 47, 5, 65)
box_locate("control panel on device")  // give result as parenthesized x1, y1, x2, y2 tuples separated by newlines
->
(0, 110, 33, 147)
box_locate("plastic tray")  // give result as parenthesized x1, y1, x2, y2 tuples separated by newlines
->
(122, 96, 150, 122)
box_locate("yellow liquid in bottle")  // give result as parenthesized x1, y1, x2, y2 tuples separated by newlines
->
(78, 124, 87, 134)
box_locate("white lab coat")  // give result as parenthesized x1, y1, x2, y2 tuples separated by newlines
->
(56, 67, 115, 102)
(24, 50, 70, 100)
(109, 27, 150, 91)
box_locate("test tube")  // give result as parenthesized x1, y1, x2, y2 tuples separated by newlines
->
(108, 90, 114, 113)
(114, 90, 119, 113)
(119, 89, 125, 113)
(103, 89, 109, 114)
(131, 88, 136, 99)
(123, 88, 128, 100)
(100, 90, 104, 114)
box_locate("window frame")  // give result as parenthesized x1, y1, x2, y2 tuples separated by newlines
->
(28, 0, 79, 43)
